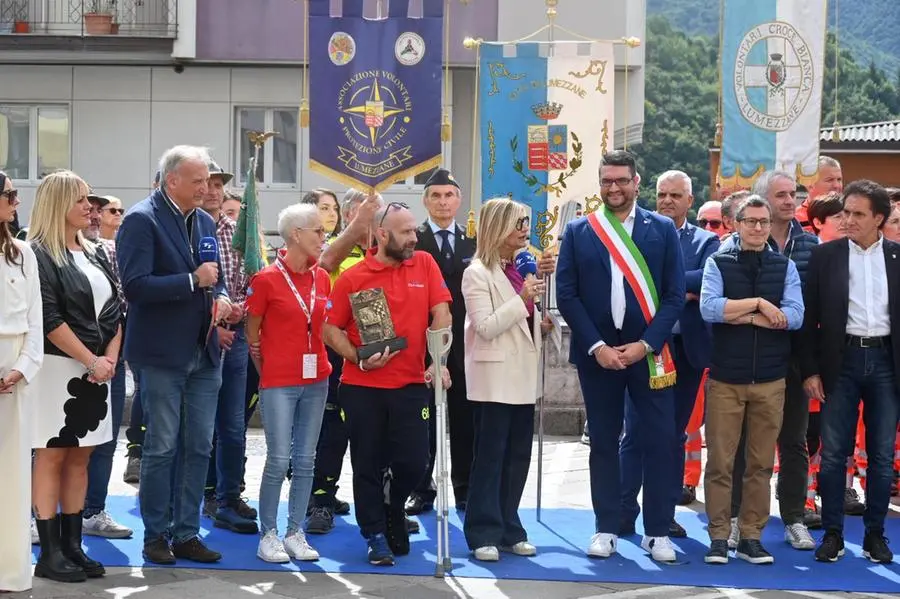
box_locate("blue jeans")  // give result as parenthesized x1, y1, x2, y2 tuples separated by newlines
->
(134, 348, 222, 545)
(84, 359, 126, 515)
(819, 345, 900, 534)
(206, 328, 250, 501)
(258, 380, 328, 535)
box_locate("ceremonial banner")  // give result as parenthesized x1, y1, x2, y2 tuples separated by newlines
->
(309, 0, 443, 192)
(480, 42, 615, 250)
(719, 0, 827, 188)
(233, 156, 265, 276)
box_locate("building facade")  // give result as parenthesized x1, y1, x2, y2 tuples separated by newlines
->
(0, 0, 646, 227)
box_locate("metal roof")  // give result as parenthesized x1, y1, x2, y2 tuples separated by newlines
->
(820, 120, 900, 143)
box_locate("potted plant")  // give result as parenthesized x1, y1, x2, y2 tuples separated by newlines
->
(84, 0, 116, 35)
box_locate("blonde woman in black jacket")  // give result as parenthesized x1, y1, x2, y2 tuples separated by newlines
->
(27, 171, 122, 583)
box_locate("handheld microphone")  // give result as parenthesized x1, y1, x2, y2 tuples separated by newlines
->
(198, 236, 219, 264)
(514, 248, 541, 308)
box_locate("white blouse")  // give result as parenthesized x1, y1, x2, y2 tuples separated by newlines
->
(71, 250, 113, 318)
(0, 239, 44, 382)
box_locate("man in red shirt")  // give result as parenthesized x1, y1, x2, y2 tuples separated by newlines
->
(324, 203, 452, 566)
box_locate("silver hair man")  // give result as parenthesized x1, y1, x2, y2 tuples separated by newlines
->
(751, 170, 794, 199)
(655, 170, 693, 195)
(158, 145, 211, 188)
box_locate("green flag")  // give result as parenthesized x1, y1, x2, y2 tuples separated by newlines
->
(232, 156, 265, 276)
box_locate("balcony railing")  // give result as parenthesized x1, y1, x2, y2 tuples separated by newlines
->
(0, 0, 177, 38)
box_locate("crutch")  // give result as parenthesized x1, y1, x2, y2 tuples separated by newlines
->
(426, 327, 453, 577)
(536, 273, 551, 523)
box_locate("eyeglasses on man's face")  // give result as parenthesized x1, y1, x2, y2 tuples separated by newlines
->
(600, 177, 634, 189)
(379, 202, 409, 228)
(738, 217, 771, 229)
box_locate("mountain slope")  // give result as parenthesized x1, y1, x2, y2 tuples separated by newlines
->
(646, 0, 900, 73)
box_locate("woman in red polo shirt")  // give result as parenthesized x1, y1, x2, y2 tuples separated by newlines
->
(246, 203, 332, 564)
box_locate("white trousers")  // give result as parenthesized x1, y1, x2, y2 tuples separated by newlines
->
(0, 334, 33, 592)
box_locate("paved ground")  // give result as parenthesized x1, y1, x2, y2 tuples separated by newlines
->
(14, 431, 900, 599)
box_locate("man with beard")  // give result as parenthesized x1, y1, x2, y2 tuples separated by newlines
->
(620, 170, 720, 534)
(323, 203, 452, 566)
(557, 150, 685, 562)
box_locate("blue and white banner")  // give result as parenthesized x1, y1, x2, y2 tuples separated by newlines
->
(720, 0, 827, 188)
(479, 42, 615, 249)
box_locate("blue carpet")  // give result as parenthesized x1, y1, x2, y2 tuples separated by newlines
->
(37, 496, 900, 593)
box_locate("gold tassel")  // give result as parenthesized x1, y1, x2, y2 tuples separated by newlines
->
(300, 100, 310, 128)
(714, 122, 722, 147)
(441, 114, 451, 142)
(466, 210, 476, 238)
(649, 372, 677, 390)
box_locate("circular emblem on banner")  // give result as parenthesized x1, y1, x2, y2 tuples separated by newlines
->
(328, 32, 356, 66)
(733, 21, 815, 132)
(395, 32, 425, 66)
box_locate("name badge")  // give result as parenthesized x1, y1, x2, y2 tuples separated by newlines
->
(303, 354, 318, 379)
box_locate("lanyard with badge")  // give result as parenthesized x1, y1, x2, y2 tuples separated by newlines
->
(275, 258, 318, 379)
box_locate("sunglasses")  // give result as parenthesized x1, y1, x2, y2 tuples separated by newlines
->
(104, 207, 124, 215)
(516, 216, 530, 231)
(698, 219, 723, 229)
(378, 202, 409, 228)
(1, 189, 19, 204)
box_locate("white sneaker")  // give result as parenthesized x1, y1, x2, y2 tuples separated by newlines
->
(501, 541, 537, 556)
(641, 535, 677, 562)
(257, 530, 290, 563)
(587, 533, 617, 558)
(31, 518, 38, 545)
(83, 510, 133, 539)
(284, 531, 319, 561)
(727, 517, 740, 550)
(784, 522, 815, 550)
(473, 545, 500, 561)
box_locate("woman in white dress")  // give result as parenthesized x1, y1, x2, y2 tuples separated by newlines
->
(28, 171, 122, 583)
(0, 171, 43, 593)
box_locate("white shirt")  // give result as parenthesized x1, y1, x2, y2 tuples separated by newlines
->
(588, 203, 637, 355)
(846, 236, 891, 337)
(0, 240, 44, 382)
(71, 250, 113, 319)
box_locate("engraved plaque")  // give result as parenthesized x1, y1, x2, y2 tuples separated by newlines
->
(349, 287, 408, 360)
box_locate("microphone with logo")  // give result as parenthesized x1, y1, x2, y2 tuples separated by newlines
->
(198, 236, 219, 298)
(514, 248, 542, 310)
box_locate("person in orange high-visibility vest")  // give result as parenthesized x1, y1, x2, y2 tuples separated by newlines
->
(680, 369, 707, 505)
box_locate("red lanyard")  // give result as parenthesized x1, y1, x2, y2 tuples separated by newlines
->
(275, 258, 316, 347)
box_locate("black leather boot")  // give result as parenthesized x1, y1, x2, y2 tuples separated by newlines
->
(60, 512, 106, 578)
(34, 515, 87, 583)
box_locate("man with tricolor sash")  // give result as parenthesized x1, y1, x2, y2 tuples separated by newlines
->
(557, 150, 686, 563)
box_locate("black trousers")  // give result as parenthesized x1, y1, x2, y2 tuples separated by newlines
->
(731, 362, 809, 524)
(341, 383, 430, 538)
(310, 348, 350, 507)
(412, 360, 475, 505)
(463, 402, 534, 549)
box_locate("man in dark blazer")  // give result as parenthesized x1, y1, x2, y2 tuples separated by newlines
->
(800, 180, 900, 565)
(619, 170, 719, 538)
(407, 168, 477, 514)
(117, 145, 231, 565)
(557, 150, 685, 563)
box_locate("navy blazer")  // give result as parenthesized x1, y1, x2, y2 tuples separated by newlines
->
(557, 205, 686, 370)
(676, 222, 720, 370)
(116, 189, 227, 368)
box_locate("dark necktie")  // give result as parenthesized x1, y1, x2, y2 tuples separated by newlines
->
(436, 229, 454, 268)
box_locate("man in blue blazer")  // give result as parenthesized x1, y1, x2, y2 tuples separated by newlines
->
(117, 145, 232, 565)
(557, 151, 685, 562)
(619, 170, 720, 538)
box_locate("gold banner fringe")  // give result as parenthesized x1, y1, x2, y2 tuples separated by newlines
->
(309, 155, 443, 195)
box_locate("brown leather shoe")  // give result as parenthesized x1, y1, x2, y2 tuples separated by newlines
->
(142, 536, 175, 565)
(172, 537, 222, 563)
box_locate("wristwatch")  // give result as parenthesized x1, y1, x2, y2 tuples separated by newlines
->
(640, 340, 654, 354)
(191, 272, 200, 288)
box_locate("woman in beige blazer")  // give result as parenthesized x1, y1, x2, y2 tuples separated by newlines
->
(461, 197, 552, 562)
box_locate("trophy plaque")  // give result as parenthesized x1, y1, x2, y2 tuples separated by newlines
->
(350, 287, 408, 360)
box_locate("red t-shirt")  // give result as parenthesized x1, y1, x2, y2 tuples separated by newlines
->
(245, 256, 333, 389)
(326, 248, 452, 389)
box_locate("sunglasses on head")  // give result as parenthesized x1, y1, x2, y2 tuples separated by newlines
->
(378, 202, 409, 228)
(1, 189, 18, 204)
(698, 218, 723, 229)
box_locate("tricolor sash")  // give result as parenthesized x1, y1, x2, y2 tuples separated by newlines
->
(587, 207, 677, 389)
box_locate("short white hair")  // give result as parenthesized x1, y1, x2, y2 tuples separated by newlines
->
(751, 170, 794, 198)
(656, 170, 693, 195)
(277, 203, 319, 240)
(819, 155, 841, 169)
(158, 145, 211, 188)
